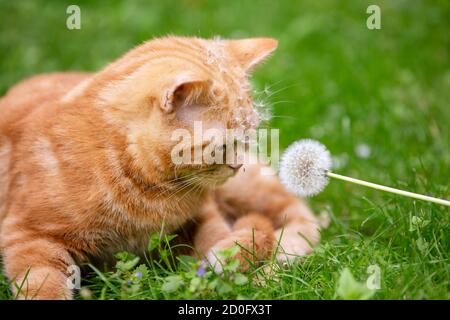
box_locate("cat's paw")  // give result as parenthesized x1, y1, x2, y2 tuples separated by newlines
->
(13, 266, 72, 300)
(206, 228, 273, 273)
(274, 223, 320, 264)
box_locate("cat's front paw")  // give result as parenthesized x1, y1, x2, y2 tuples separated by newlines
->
(274, 223, 320, 264)
(206, 228, 273, 273)
(13, 266, 73, 300)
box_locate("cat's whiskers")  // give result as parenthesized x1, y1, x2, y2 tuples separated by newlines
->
(165, 176, 202, 202)
(177, 179, 203, 203)
(162, 165, 224, 202)
(149, 169, 208, 197)
(157, 169, 210, 198)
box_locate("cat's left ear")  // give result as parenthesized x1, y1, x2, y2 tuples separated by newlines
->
(227, 38, 278, 72)
(160, 74, 211, 113)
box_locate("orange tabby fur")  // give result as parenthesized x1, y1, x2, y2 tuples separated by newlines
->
(0, 36, 319, 299)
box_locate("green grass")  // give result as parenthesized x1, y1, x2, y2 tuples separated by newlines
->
(0, 0, 449, 299)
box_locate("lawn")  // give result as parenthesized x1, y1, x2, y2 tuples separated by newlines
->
(0, 0, 449, 299)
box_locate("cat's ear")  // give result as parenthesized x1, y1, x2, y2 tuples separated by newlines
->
(160, 74, 211, 113)
(228, 38, 278, 72)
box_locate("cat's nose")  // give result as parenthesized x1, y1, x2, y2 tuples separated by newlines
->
(227, 164, 243, 171)
(221, 143, 243, 171)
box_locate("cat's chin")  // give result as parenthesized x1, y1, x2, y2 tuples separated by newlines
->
(197, 177, 230, 189)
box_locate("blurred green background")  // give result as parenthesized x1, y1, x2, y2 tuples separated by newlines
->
(0, 0, 449, 299)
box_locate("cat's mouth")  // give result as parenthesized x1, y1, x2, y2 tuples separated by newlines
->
(170, 163, 241, 189)
(199, 164, 241, 187)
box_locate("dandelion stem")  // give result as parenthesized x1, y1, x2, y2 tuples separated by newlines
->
(326, 171, 450, 207)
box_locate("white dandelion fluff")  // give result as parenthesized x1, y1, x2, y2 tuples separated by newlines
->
(279, 139, 450, 206)
(279, 139, 332, 197)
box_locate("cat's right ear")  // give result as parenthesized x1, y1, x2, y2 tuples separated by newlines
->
(227, 38, 278, 72)
(160, 74, 211, 113)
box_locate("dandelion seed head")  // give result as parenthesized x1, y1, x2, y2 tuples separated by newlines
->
(253, 99, 272, 123)
(279, 139, 332, 197)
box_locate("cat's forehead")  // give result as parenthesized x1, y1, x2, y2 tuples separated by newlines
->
(200, 38, 233, 72)
(198, 38, 252, 99)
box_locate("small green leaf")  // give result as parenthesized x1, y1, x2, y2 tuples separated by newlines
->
(148, 234, 161, 252)
(189, 277, 202, 292)
(228, 245, 241, 257)
(409, 216, 430, 232)
(177, 255, 197, 265)
(207, 278, 219, 290)
(416, 237, 429, 254)
(218, 245, 240, 259)
(161, 275, 184, 293)
(336, 268, 375, 300)
(164, 234, 178, 242)
(160, 249, 168, 260)
(115, 251, 135, 261)
(217, 281, 232, 294)
(116, 256, 140, 272)
(224, 259, 240, 272)
(233, 273, 248, 285)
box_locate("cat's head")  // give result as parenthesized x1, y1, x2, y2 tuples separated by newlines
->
(85, 36, 278, 188)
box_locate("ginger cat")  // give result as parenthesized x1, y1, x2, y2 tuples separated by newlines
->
(0, 36, 319, 299)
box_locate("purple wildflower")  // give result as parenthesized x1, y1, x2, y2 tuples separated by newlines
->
(196, 261, 206, 277)
(127, 271, 143, 285)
